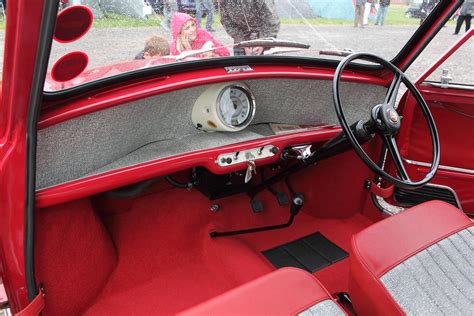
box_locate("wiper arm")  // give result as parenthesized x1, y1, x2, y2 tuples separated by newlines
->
(175, 38, 310, 61)
(319, 48, 354, 57)
(175, 46, 220, 61)
(263, 47, 308, 55)
(236, 38, 310, 49)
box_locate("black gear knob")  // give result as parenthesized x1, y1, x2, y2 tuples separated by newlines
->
(290, 193, 304, 215)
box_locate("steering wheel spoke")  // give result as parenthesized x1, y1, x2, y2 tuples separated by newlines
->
(381, 134, 411, 182)
(384, 71, 403, 109)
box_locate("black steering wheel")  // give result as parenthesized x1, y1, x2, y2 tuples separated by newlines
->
(333, 52, 440, 189)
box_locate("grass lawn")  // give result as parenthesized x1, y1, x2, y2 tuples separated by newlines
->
(94, 5, 425, 28)
(91, 4, 455, 28)
(281, 5, 455, 26)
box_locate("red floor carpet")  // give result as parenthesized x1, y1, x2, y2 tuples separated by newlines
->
(84, 188, 373, 315)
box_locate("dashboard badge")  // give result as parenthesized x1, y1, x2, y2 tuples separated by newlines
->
(224, 65, 254, 73)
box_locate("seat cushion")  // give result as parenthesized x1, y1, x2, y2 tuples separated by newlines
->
(180, 267, 346, 315)
(350, 200, 473, 315)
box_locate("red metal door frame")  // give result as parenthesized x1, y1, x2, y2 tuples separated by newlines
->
(0, 0, 48, 311)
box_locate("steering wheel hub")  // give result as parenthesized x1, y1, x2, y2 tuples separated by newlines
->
(388, 109, 399, 123)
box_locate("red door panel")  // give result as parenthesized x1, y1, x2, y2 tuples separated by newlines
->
(401, 85, 474, 215)
(406, 87, 474, 170)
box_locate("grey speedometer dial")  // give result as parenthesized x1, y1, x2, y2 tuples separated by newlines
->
(218, 86, 254, 128)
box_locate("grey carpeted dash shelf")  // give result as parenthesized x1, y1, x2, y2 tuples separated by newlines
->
(36, 79, 386, 189)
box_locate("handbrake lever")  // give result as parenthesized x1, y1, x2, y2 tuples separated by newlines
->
(210, 193, 305, 238)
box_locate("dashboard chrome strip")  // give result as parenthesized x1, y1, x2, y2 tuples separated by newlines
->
(404, 159, 474, 175)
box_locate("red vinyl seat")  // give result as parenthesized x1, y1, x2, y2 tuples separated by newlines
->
(350, 200, 473, 315)
(180, 267, 346, 315)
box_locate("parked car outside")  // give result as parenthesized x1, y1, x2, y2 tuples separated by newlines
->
(405, 0, 438, 19)
(149, 0, 197, 15)
(177, 0, 196, 14)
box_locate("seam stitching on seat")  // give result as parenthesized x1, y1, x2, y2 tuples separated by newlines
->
(438, 239, 473, 288)
(458, 229, 474, 250)
(402, 256, 444, 313)
(421, 248, 465, 313)
(445, 237, 472, 268)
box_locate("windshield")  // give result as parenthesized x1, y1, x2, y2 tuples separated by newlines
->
(46, 0, 446, 92)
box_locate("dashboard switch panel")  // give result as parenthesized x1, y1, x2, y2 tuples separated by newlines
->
(216, 145, 278, 167)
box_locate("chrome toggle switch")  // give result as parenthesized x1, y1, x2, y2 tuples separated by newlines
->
(245, 152, 257, 183)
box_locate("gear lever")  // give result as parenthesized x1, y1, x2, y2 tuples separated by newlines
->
(210, 193, 305, 238)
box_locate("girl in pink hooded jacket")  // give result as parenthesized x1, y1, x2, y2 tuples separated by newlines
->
(170, 12, 230, 57)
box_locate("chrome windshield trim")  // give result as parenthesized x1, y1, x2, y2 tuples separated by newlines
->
(404, 159, 474, 175)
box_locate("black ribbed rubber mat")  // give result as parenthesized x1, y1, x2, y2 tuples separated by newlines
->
(262, 232, 348, 273)
(394, 185, 460, 208)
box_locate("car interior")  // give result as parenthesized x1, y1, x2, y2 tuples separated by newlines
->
(10, 1, 472, 315)
(33, 60, 474, 316)
(36, 69, 386, 314)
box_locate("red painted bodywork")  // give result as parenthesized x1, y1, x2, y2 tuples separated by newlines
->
(53, 5, 93, 43)
(0, 0, 47, 310)
(51, 51, 89, 82)
(0, 0, 469, 313)
(44, 57, 185, 91)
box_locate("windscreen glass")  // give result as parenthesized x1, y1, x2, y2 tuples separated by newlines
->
(45, 0, 454, 92)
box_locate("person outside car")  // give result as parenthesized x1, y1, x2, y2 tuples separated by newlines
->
(354, 0, 367, 28)
(363, 0, 378, 26)
(218, 0, 280, 56)
(170, 12, 230, 57)
(196, 0, 216, 32)
(453, 0, 474, 34)
(161, 0, 178, 30)
(135, 36, 170, 60)
(375, 0, 390, 26)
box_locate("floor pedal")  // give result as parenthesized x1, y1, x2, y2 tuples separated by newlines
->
(251, 198, 263, 213)
(267, 186, 289, 206)
(275, 192, 289, 206)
